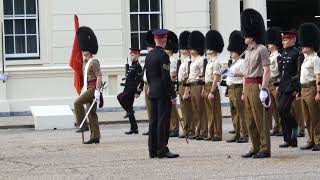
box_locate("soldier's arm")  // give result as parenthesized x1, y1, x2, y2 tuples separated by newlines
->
(136, 65, 144, 95)
(161, 54, 177, 99)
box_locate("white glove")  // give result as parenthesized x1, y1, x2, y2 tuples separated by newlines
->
(0, 74, 8, 81)
(94, 89, 100, 101)
(259, 88, 271, 107)
(135, 94, 140, 98)
(220, 67, 235, 77)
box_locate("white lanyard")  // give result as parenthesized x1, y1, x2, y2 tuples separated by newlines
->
(82, 57, 94, 94)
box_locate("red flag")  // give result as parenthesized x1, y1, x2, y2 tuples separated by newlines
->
(69, 15, 83, 95)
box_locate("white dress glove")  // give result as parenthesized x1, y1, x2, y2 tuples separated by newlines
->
(259, 88, 271, 107)
(220, 67, 235, 77)
(135, 94, 140, 98)
(0, 74, 8, 81)
(94, 89, 100, 101)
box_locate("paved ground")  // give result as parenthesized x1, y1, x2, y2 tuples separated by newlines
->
(1, 119, 320, 180)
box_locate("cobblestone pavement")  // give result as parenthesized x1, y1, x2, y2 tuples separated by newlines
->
(0, 120, 320, 180)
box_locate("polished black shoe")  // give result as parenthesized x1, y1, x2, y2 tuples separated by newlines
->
(236, 138, 248, 143)
(252, 152, 271, 159)
(228, 130, 235, 134)
(300, 143, 314, 150)
(149, 154, 157, 158)
(142, 131, 149, 135)
(188, 135, 198, 139)
(241, 152, 256, 158)
(157, 151, 179, 158)
(212, 137, 222, 141)
(76, 127, 89, 133)
(226, 137, 237, 143)
(279, 142, 290, 148)
(312, 144, 320, 151)
(298, 132, 305, 137)
(204, 137, 213, 141)
(196, 136, 206, 140)
(83, 138, 100, 144)
(125, 130, 139, 134)
(169, 131, 179, 137)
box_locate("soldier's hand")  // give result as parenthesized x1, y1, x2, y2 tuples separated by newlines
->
(134, 94, 140, 98)
(208, 93, 214, 100)
(241, 93, 244, 101)
(171, 98, 177, 105)
(315, 93, 320, 102)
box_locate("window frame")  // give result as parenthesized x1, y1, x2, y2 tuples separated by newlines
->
(3, 0, 40, 60)
(129, 0, 163, 54)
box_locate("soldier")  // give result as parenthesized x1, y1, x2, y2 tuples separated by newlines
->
(117, 48, 143, 134)
(298, 23, 320, 151)
(265, 27, 283, 136)
(222, 9, 271, 158)
(74, 26, 102, 144)
(145, 29, 179, 158)
(177, 31, 194, 139)
(277, 31, 300, 148)
(184, 31, 208, 140)
(164, 31, 180, 138)
(203, 30, 224, 141)
(225, 30, 248, 143)
(142, 30, 155, 136)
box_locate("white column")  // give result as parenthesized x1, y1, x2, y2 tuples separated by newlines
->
(243, 0, 267, 27)
(162, 0, 177, 32)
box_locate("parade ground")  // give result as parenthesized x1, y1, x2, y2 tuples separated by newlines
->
(0, 110, 320, 180)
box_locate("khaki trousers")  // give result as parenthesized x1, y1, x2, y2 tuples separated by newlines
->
(190, 85, 207, 136)
(244, 83, 271, 153)
(170, 104, 180, 132)
(178, 86, 194, 135)
(204, 84, 222, 139)
(292, 99, 305, 134)
(228, 84, 248, 139)
(74, 88, 100, 139)
(269, 80, 282, 132)
(301, 85, 320, 145)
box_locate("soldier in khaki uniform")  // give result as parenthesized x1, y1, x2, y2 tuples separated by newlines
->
(177, 31, 194, 138)
(184, 31, 208, 140)
(298, 23, 320, 151)
(164, 31, 180, 137)
(292, 96, 305, 137)
(74, 26, 102, 144)
(225, 30, 248, 143)
(142, 30, 155, 136)
(265, 27, 283, 136)
(203, 30, 224, 141)
(222, 9, 271, 158)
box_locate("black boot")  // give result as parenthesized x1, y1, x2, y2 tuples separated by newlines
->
(241, 152, 256, 158)
(84, 138, 100, 144)
(169, 131, 179, 137)
(312, 144, 320, 151)
(142, 131, 149, 135)
(300, 143, 314, 150)
(252, 152, 271, 159)
(125, 130, 139, 134)
(157, 150, 179, 158)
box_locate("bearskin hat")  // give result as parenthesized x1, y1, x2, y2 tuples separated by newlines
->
(188, 31, 205, 56)
(179, 31, 190, 50)
(77, 26, 98, 54)
(205, 30, 224, 53)
(145, 30, 155, 48)
(266, 27, 282, 49)
(227, 30, 247, 55)
(164, 31, 179, 53)
(298, 23, 320, 51)
(241, 8, 266, 44)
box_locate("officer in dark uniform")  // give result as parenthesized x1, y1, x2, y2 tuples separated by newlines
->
(117, 48, 143, 134)
(277, 31, 301, 148)
(145, 29, 179, 158)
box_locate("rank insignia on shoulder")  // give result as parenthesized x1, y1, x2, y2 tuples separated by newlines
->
(163, 64, 170, 71)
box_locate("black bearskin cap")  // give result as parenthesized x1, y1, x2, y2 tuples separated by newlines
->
(266, 27, 282, 49)
(188, 31, 205, 56)
(205, 30, 224, 53)
(145, 30, 155, 48)
(298, 23, 320, 51)
(241, 8, 266, 44)
(179, 31, 190, 50)
(227, 30, 247, 55)
(77, 26, 98, 54)
(164, 31, 179, 53)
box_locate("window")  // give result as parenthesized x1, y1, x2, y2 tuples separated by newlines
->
(130, 0, 162, 53)
(3, 0, 39, 60)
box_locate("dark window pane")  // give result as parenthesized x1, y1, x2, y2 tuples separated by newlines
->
(14, 0, 25, 15)
(15, 19, 25, 34)
(131, 33, 139, 49)
(150, 0, 160, 12)
(26, 19, 36, 34)
(130, 0, 138, 12)
(140, 33, 147, 50)
(140, 0, 149, 12)
(130, 15, 138, 31)
(150, 14, 160, 29)
(15, 36, 26, 53)
(139, 15, 149, 31)
(26, 0, 36, 14)
(27, 35, 37, 53)
(5, 36, 14, 54)
(4, 20, 13, 34)
(4, 0, 14, 15)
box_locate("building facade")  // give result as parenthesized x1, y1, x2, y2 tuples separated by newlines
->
(0, 0, 318, 114)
